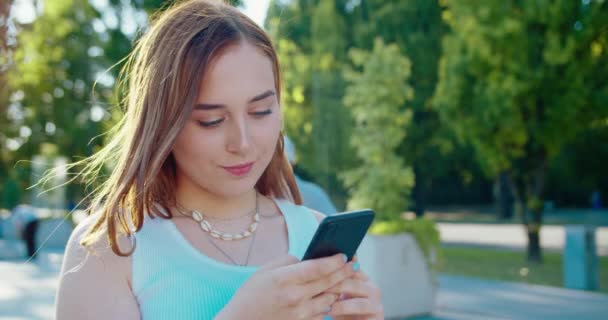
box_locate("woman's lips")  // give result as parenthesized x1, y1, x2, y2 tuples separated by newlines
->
(221, 162, 254, 176)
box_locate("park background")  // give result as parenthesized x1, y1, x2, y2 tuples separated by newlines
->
(0, 0, 607, 319)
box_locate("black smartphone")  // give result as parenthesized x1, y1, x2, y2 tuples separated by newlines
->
(302, 209, 375, 262)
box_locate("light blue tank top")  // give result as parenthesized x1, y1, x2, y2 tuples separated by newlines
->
(132, 198, 320, 320)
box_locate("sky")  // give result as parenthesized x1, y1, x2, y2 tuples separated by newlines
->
(11, 0, 271, 29)
(241, 0, 271, 28)
(10, 0, 36, 24)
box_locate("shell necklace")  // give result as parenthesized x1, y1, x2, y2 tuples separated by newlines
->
(189, 193, 260, 241)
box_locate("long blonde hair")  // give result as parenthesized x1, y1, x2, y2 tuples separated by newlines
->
(47, 0, 301, 256)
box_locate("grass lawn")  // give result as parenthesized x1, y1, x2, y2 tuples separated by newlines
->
(426, 206, 608, 226)
(438, 246, 608, 293)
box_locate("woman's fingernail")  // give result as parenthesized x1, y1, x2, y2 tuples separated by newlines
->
(324, 306, 332, 313)
(352, 261, 360, 272)
(341, 253, 348, 263)
(324, 315, 333, 320)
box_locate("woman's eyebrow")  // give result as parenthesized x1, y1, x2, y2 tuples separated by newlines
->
(194, 90, 275, 110)
(249, 90, 275, 103)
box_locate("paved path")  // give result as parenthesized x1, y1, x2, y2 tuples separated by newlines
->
(438, 223, 608, 256)
(423, 275, 608, 320)
(1, 250, 607, 319)
(0, 250, 63, 320)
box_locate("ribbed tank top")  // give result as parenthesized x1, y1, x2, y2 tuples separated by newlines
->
(132, 198, 320, 319)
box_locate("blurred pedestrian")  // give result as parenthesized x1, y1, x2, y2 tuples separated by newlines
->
(12, 204, 39, 260)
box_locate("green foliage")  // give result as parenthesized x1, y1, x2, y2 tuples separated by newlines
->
(2, 0, 170, 203)
(266, 0, 315, 51)
(345, 1, 451, 217)
(545, 127, 608, 205)
(434, 0, 608, 178)
(270, 0, 357, 209)
(349, 0, 449, 160)
(276, 38, 314, 157)
(4, 0, 110, 203)
(267, 0, 453, 212)
(341, 38, 414, 220)
(0, 0, 14, 206)
(1, 177, 20, 209)
(307, 0, 354, 196)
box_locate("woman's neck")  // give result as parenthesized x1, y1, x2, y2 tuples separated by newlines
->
(174, 179, 258, 220)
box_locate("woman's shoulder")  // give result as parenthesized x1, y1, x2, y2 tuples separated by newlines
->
(65, 211, 132, 256)
(61, 214, 130, 277)
(56, 213, 140, 319)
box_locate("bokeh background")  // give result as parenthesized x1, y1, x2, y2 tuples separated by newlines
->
(1, 0, 607, 319)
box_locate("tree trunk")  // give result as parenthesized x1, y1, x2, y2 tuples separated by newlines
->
(525, 159, 547, 263)
(526, 226, 542, 263)
(413, 165, 426, 217)
(512, 159, 546, 263)
(497, 171, 514, 220)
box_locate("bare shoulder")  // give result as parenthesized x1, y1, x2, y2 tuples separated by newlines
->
(55, 213, 140, 319)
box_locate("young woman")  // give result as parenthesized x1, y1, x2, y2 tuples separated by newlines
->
(54, 0, 383, 319)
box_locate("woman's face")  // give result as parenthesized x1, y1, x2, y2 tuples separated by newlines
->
(172, 42, 281, 198)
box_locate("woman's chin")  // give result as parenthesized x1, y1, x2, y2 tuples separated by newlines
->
(211, 178, 260, 198)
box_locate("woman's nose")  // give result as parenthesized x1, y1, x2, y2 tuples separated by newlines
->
(226, 118, 252, 154)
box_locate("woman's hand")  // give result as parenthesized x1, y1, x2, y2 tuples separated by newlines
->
(324, 257, 384, 320)
(216, 253, 357, 320)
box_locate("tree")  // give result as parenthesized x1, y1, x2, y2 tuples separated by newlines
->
(7, 0, 111, 203)
(267, 0, 449, 212)
(308, 0, 355, 203)
(0, 0, 15, 207)
(342, 39, 414, 219)
(347, 0, 448, 217)
(3, 0, 246, 204)
(434, 0, 608, 262)
(268, 0, 357, 209)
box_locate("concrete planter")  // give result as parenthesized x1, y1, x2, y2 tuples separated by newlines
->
(357, 233, 436, 319)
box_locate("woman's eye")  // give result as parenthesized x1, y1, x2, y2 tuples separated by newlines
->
(251, 109, 272, 117)
(196, 110, 271, 127)
(198, 118, 224, 127)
